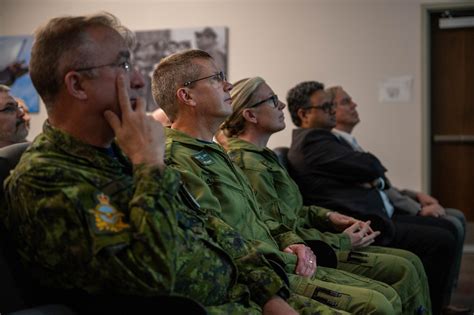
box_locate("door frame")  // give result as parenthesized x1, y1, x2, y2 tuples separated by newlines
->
(421, 2, 474, 192)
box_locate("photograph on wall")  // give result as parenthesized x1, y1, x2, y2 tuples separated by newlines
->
(0, 35, 39, 113)
(134, 26, 228, 111)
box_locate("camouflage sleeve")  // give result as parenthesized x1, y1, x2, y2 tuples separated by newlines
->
(166, 157, 224, 218)
(236, 164, 305, 250)
(205, 215, 289, 307)
(5, 164, 180, 295)
(300, 205, 332, 230)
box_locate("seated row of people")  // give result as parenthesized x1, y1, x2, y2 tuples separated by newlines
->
(153, 50, 431, 314)
(0, 11, 468, 315)
(213, 76, 465, 315)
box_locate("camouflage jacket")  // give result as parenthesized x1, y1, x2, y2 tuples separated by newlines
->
(226, 138, 352, 252)
(165, 128, 306, 272)
(2, 122, 288, 313)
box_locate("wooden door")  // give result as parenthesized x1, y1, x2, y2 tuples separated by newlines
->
(430, 10, 474, 221)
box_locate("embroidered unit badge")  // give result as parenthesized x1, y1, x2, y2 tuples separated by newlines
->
(90, 193, 130, 232)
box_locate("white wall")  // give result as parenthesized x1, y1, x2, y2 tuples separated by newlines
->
(0, 0, 468, 191)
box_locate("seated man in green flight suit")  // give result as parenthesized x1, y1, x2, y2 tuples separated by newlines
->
(1, 12, 345, 315)
(219, 76, 432, 315)
(151, 49, 416, 314)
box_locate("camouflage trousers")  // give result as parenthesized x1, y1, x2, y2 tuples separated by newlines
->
(287, 245, 431, 315)
(289, 266, 400, 314)
(206, 291, 350, 314)
(354, 245, 432, 315)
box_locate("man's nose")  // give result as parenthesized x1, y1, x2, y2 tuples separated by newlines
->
(17, 107, 25, 117)
(224, 80, 233, 92)
(130, 68, 146, 89)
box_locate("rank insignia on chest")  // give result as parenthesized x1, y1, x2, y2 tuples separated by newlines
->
(89, 193, 130, 233)
(192, 150, 214, 166)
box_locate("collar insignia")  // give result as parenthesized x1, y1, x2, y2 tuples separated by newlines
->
(192, 150, 214, 166)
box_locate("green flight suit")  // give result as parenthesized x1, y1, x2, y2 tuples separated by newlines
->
(226, 137, 432, 314)
(2, 122, 346, 315)
(165, 127, 403, 314)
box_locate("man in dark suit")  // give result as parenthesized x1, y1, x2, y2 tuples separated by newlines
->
(328, 84, 467, 315)
(286, 80, 467, 315)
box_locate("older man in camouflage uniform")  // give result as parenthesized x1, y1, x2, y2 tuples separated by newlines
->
(1, 12, 347, 315)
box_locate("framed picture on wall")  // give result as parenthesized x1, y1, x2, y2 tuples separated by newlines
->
(134, 26, 228, 111)
(0, 35, 39, 113)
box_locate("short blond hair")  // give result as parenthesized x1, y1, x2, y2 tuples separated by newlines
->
(151, 49, 212, 122)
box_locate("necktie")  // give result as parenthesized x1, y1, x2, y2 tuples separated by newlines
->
(350, 136, 394, 217)
(378, 189, 395, 218)
(351, 137, 364, 152)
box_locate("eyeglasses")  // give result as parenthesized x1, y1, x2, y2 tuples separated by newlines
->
(74, 59, 132, 73)
(0, 103, 24, 115)
(183, 71, 226, 87)
(305, 102, 335, 113)
(248, 94, 280, 108)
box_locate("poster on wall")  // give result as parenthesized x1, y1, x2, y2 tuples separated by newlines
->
(0, 26, 229, 114)
(134, 26, 228, 111)
(0, 35, 39, 113)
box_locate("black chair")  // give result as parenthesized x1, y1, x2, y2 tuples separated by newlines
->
(0, 143, 207, 314)
(0, 142, 74, 314)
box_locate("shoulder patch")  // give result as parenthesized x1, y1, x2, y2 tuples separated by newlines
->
(89, 193, 130, 233)
(192, 150, 214, 166)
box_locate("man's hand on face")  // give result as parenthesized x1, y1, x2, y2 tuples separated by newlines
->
(104, 75, 166, 172)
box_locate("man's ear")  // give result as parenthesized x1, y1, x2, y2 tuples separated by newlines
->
(64, 71, 88, 100)
(176, 87, 197, 107)
(242, 108, 258, 124)
(297, 107, 307, 122)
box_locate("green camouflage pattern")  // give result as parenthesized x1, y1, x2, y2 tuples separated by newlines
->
(2, 121, 298, 313)
(165, 128, 404, 314)
(226, 137, 432, 314)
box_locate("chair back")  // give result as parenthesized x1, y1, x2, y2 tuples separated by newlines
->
(0, 142, 37, 313)
(272, 146, 290, 170)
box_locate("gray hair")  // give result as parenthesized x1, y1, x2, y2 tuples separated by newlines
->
(29, 12, 135, 110)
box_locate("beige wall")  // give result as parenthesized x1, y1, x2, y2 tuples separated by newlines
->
(0, 0, 468, 191)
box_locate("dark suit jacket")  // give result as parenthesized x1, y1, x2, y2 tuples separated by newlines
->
(287, 128, 395, 244)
